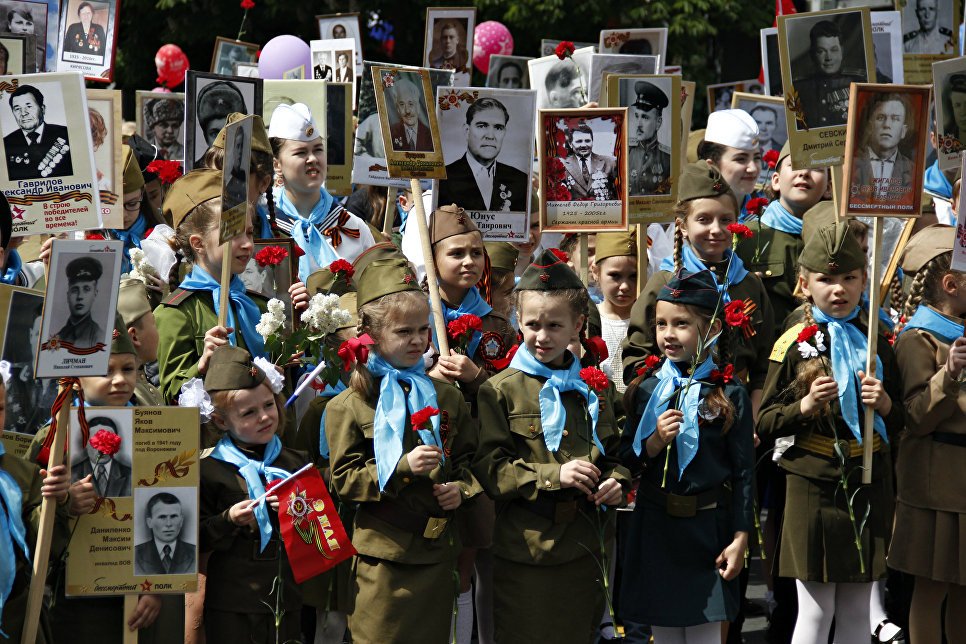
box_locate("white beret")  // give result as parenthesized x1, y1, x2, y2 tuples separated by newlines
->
(704, 109, 760, 152)
(268, 103, 321, 142)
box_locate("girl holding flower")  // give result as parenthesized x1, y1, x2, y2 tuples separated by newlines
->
(757, 222, 902, 644)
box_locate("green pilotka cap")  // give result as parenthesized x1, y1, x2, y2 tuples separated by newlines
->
(677, 162, 735, 203)
(430, 204, 480, 245)
(800, 200, 862, 243)
(356, 258, 423, 307)
(900, 224, 954, 273)
(212, 113, 273, 155)
(798, 220, 866, 274)
(117, 278, 152, 327)
(594, 229, 637, 264)
(337, 292, 359, 331)
(484, 242, 519, 273)
(162, 169, 224, 230)
(203, 345, 266, 393)
(111, 313, 137, 355)
(122, 145, 145, 193)
(351, 242, 407, 289)
(517, 248, 584, 291)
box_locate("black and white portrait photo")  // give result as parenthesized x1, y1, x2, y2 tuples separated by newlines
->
(211, 37, 258, 76)
(222, 115, 250, 216)
(933, 56, 966, 168)
(69, 407, 133, 497)
(424, 8, 475, 85)
(185, 71, 263, 171)
(2, 83, 72, 180)
(617, 77, 672, 197)
(736, 93, 788, 183)
(136, 91, 185, 162)
(315, 13, 363, 76)
(486, 55, 531, 89)
(529, 47, 595, 111)
(310, 38, 357, 105)
(134, 487, 197, 576)
(2, 289, 55, 436)
(900, 0, 955, 54)
(240, 239, 294, 310)
(598, 28, 668, 64)
(761, 28, 783, 97)
(312, 50, 333, 81)
(588, 53, 660, 103)
(872, 11, 904, 85)
(4, 1, 48, 72)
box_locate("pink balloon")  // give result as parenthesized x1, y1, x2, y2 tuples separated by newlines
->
(473, 21, 513, 75)
(258, 35, 311, 80)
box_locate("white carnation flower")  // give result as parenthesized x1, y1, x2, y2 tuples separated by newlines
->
(814, 331, 827, 353)
(253, 356, 285, 393)
(797, 341, 818, 359)
(128, 247, 160, 284)
(301, 293, 352, 336)
(178, 378, 214, 423)
(0, 360, 11, 385)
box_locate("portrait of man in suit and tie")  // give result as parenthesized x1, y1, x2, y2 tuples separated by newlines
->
(849, 91, 920, 208)
(3, 84, 73, 181)
(71, 416, 132, 497)
(559, 123, 618, 201)
(388, 77, 434, 152)
(134, 491, 196, 576)
(313, 51, 333, 81)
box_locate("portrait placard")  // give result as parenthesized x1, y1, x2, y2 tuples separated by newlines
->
(953, 152, 966, 270)
(732, 92, 788, 186)
(540, 39, 597, 56)
(599, 28, 668, 65)
(0, 72, 103, 235)
(434, 87, 535, 241)
(3, 1, 47, 71)
(316, 13, 363, 77)
(57, 0, 119, 83)
(210, 37, 258, 76)
(324, 82, 352, 196)
(761, 28, 783, 96)
(0, 285, 50, 442)
(931, 55, 966, 170)
(35, 239, 122, 378)
(424, 7, 476, 87)
(897, 0, 959, 83)
(0, 33, 31, 74)
(65, 406, 200, 597)
(872, 11, 905, 84)
(588, 53, 660, 103)
(135, 91, 185, 162)
(310, 38, 356, 106)
(538, 107, 629, 232)
(486, 55, 532, 89)
(529, 47, 595, 112)
(262, 79, 327, 133)
(604, 74, 680, 223)
(371, 65, 446, 180)
(241, 238, 295, 332)
(708, 80, 759, 113)
(219, 116, 252, 244)
(353, 60, 453, 189)
(232, 61, 258, 78)
(779, 7, 876, 169)
(86, 88, 123, 229)
(842, 83, 929, 216)
(680, 80, 696, 173)
(184, 71, 263, 172)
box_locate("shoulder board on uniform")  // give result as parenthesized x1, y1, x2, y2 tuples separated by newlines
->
(769, 322, 806, 362)
(940, 26, 953, 36)
(161, 288, 194, 307)
(658, 143, 671, 154)
(200, 447, 215, 459)
(904, 30, 919, 42)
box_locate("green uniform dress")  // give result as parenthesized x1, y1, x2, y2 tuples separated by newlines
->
(621, 260, 775, 390)
(757, 308, 903, 582)
(618, 379, 756, 627)
(736, 223, 804, 332)
(325, 377, 482, 644)
(473, 356, 631, 644)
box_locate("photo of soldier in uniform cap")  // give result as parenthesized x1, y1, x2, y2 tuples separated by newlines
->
(55, 256, 104, 349)
(623, 79, 671, 196)
(134, 488, 197, 576)
(940, 71, 966, 141)
(2, 83, 73, 180)
(901, 0, 955, 54)
(140, 93, 184, 161)
(185, 72, 262, 171)
(70, 414, 132, 496)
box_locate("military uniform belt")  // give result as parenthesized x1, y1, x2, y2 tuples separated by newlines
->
(517, 495, 593, 524)
(933, 431, 966, 448)
(638, 481, 730, 518)
(796, 432, 883, 459)
(360, 501, 449, 539)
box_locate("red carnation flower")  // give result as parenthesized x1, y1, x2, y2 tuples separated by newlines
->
(337, 335, 373, 371)
(636, 354, 662, 377)
(254, 245, 288, 267)
(797, 324, 818, 343)
(554, 41, 576, 60)
(549, 248, 569, 263)
(584, 336, 609, 364)
(329, 259, 354, 283)
(411, 406, 439, 431)
(763, 149, 780, 170)
(447, 314, 483, 350)
(240, 0, 255, 9)
(724, 299, 750, 328)
(745, 197, 769, 216)
(727, 223, 753, 239)
(145, 159, 183, 186)
(89, 429, 122, 457)
(710, 363, 735, 384)
(579, 366, 609, 393)
(85, 232, 106, 240)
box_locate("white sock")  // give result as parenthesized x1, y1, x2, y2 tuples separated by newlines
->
(870, 579, 901, 640)
(454, 589, 474, 644)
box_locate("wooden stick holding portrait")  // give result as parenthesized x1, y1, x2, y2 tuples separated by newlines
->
(218, 116, 253, 326)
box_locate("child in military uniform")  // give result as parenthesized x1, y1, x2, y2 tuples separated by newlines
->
(696, 109, 762, 220)
(889, 225, 966, 643)
(473, 249, 630, 644)
(199, 345, 308, 643)
(325, 258, 481, 644)
(757, 221, 903, 643)
(483, 241, 519, 320)
(118, 278, 164, 407)
(620, 269, 755, 644)
(591, 229, 638, 394)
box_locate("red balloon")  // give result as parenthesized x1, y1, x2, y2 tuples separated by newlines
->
(155, 44, 189, 89)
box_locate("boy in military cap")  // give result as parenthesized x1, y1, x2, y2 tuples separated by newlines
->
(55, 255, 104, 350)
(118, 278, 163, 406)
(628, 80, 671, 196)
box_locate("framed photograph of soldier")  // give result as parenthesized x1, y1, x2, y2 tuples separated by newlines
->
(240, 239, 295, 330)
(540, 39, 597, 56)
(931, 55, 966, 169)
(528, 46, 595, 111)
(604, 74, 681, 222)
(310, 38, 356, 103)
(486, 55, 532, 89)
(761, 28, 783, 97)
(210, 36, 258, 76)
(872, 10, 905, 84)
(0, 72, 104, 235)
(4, 0, 49, 72)
(35, 239, 122, 378)
(732, 92, 788, 186)
(897, 0, 959, 83)
(433, 87, 536, 241)
(424, 7, 475, 86)
(184, 70, 263, 171)
(707, 80, 756, 113)
(841, 83, 929, 216)
(86, 88, 123, 229)
(219, 115, 251, 243)
(538, 107, 629, 232)
(0, 285, 51, 445)
(56, 0, 119, 82)
(371, 64, 446, 180)
(352, 61, 453, 189)
(324, 82, 352, 196)
(588, 53, 660, 103)
(232, 61, 258, 78)
(64, 405, 201, 597)
(778, 7, 876, 169)
(0, 33, 30, 74)
(315, 12, 363, 77)
(598, 27, 668, 64)
(135, 91, 184, 162)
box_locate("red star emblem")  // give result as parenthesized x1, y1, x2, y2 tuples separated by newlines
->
(540, 272, 550, 282)
(403, 274, 414, 284)
(140, 580, 152, 591)
(457, 215, 466, 225)
(112, 329, 120, 340)
(249, 366, 258, 377)
(11, 206, 24, 220)
(670, 289, 682, 298)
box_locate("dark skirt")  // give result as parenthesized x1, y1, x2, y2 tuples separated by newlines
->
(889, 501, 966, 585)
(204, 607, 301, 644)
(619, 499, 739, 627)
(457, 494, 495, 549)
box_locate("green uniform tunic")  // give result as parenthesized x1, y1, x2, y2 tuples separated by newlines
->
(757, 308, 903, 582)
(325, 376, 482, 644)
(736, 223, 804, 332)
(473, 358, 631, 643)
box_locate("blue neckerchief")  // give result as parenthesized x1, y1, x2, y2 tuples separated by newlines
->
(760, 200, 803, 236)
(435, 287, 492, 359)
(179, 265, 266, 358)
(0, 249, 22, 285)
(631, 356, 716, 476)
(509, 345, 604, 455)
(367, 352, 442, 492)
(811, 306, 888, 443)
(0, 442, 29, 638)
(397, 202, 411, 235)
(253, 202, 274, 239)
(860, 291, 895, 331)
(925, 159, 953, 199)
(113, 213, 148, 274)
(659, 244, 748, 295)
(902, 305, 965, 344)
(210, 435, 290, 552)
(316, 380, 348, 460)
(274, 187, 337, 283)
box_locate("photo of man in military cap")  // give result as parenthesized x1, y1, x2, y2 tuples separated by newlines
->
(902, 0, 954, 54)
(185, 72, 261, 171)
(2, 83, 73, 181)
(194, 80, 244, 165)
(53, 255, 104, 349)
(142, 94, 184, 161)
(624, 79, 671, 196)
